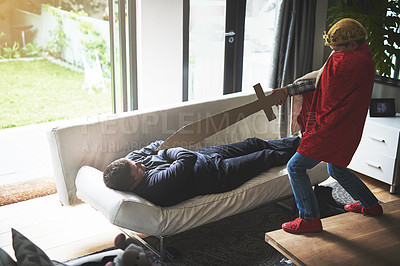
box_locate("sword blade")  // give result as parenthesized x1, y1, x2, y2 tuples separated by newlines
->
(157, 87, 284, 151)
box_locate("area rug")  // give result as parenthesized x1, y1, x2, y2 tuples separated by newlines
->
(0, 177, 57, 206)
(145, 200, 297, 266)
(65, 181, 356, 266)
(144, 182, 353, 266)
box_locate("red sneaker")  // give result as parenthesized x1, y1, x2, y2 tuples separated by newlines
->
(344, 201, 362, 213)
(282, 217, 322, 233)
(344, 201, 383, 216)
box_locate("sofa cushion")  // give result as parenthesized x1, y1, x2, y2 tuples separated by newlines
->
(76, 162, 329, 236)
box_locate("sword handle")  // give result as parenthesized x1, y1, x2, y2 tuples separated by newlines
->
(253, 83, 276, 121)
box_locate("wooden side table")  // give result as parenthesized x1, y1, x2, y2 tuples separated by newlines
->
(265, 199, 400, 266)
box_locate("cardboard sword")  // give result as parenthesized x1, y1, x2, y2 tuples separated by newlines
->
(156, 83, 285, 151)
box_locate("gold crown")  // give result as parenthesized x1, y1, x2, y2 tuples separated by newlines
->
(323, 18, 367, 46)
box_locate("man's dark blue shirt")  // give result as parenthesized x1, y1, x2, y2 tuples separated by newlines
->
(126, 137, 300, 206)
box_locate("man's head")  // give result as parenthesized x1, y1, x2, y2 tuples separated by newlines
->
(103, 158, 145, 191)
(323, 18, 367, 52)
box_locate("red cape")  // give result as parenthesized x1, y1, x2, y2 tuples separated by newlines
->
(297, 43, 375, 167)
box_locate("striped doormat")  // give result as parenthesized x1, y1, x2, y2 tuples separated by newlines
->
(0, 177, 57, 206)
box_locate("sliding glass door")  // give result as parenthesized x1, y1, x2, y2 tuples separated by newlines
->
(242, 0, 279, 92)
(188, 0, 226, 101)
(110, 0, 280, 111)
(188, 0, 279, 102)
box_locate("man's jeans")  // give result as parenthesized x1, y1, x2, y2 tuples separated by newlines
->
(287, 152, 379, 219)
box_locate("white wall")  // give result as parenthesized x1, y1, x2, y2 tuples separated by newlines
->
(137, 0, 183, 110)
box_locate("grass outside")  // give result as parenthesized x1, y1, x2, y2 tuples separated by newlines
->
(0, 59, 112, 129)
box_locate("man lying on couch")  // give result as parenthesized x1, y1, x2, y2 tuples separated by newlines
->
(103, 137, 300, 206)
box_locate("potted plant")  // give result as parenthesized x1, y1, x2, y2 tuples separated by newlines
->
(328, 0, 399, 79)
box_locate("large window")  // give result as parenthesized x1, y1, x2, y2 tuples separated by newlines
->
(0, 0, 112, 184)
(0, 0, 284, 124)
(110, 0, 184, 112)
(110, 0, 281, 112)
(0, 0, 112, 129)
(188, 0, 226, 101)
(242, 0, 279, 92)
(188, 0, 280, 102)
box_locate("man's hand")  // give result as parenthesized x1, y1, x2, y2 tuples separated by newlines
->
(271, 87, 288, 106)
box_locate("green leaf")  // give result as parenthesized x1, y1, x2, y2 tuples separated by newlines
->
(327, 0, 400, 77)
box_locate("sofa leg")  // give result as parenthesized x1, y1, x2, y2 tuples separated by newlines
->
(159, 235, 166, 261)
(121, 229, 173, 262)
(276, 196, 298, 215)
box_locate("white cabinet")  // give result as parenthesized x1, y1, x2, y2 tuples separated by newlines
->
(348, 116, 400, 194)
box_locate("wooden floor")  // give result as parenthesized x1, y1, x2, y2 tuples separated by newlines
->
(266, 173, 400, 266)
(0, 173, 397, 263)
(0, 194, 122, 262)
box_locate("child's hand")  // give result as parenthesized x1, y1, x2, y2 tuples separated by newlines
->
(272, 87, 288, 105)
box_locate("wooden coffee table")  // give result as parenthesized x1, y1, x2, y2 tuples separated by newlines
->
(265, 199, 400, 266)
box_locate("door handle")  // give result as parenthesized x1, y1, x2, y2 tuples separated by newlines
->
(224, 30, 235, 37)
(225, 30, 235, 44)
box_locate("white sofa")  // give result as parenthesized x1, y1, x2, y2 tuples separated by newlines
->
(48, 91, 329, 255)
